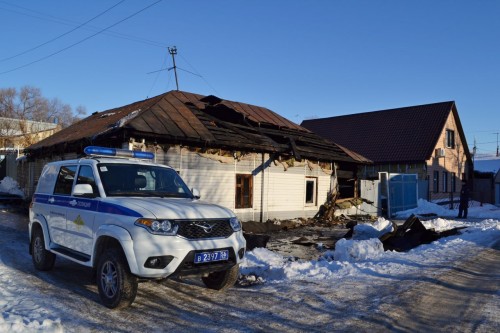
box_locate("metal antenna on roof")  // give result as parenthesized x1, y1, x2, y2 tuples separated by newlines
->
(168, 46, 179, 91)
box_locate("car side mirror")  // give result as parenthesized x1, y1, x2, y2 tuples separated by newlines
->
(73, 184, 97, 198)
(192, 188, 201, 199)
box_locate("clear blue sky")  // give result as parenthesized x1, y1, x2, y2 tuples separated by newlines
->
(1, 1, 499, 158)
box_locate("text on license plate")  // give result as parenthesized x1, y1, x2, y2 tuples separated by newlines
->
(194, 250, 229, 264)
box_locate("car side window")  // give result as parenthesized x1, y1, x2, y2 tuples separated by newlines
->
(53, 165, 77, 196)
(76, 165, 98, 196)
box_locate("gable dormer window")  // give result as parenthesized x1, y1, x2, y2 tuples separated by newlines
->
(446, 129, 455, 149)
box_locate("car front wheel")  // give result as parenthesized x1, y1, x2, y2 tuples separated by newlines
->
(202, 264, 240, 291)
(96, 248, 138, 309)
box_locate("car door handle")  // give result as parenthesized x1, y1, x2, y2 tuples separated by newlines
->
(48, 197, 55, 203)
(69, 200, 77, 207)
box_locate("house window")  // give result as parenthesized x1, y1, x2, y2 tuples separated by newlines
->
(235, 174, 253, 208)
(446, 129, 455, 149)
(305, 177, 318, 205)
(442, 171, 448, 192)
(451, 172, 456, 192)
(433, 171, 439, 193)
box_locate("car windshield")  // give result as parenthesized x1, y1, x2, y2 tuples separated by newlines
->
(97, 163, 192, 198)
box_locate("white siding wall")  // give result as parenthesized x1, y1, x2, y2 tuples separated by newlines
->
(155, 146, 334, 221)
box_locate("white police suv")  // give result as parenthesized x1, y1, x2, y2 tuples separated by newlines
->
(29, 146, 246, 309)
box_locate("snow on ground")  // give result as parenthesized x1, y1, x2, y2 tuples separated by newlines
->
(241, 218, 500, 284)
(1, 199, 500, 332)
(240, 200, 500, 285)
(0, 256, 63, 333)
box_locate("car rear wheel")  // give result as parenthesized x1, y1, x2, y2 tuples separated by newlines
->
(31, 227, 56, 271)
(97, 248, 138, 309)
(202, 264, 240, 291)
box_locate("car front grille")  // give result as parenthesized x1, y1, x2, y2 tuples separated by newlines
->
(176, 219, 234, 239)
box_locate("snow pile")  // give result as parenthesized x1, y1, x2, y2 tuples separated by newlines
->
(420, 217, 456, 231)
(352, 217, 393, 240)
(333, 238, 384, 261)
(0, 177, 25, 198)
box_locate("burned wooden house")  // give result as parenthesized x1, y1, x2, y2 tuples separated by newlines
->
(21, 90, 369, 221)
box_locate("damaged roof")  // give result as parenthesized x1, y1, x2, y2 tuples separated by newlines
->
(27, 90, 370, 163)
(301, 101, 470, 163)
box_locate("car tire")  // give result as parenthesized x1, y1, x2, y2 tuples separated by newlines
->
(202, 264, 240, 291)
(31, 227, 56, 271)
(96, 248, 138, 309)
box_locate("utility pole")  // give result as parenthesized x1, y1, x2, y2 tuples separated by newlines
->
(168, 46, 179, 91)
(473, 137, 477, 164)
(496, 132, 499, 157)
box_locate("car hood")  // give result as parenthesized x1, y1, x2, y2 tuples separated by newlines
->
(102, 197, 235, 220)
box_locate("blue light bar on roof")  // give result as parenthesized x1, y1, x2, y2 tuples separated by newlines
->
(84, 146, 155, 160)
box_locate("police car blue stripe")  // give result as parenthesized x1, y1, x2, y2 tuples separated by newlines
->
(33, 194, 142, 217)
(97, 203, 142, 217)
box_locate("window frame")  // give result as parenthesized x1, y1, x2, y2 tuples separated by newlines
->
(235, 174, 253, 209)
(305, 177, 318, 206)
(446, 129, 455, 149)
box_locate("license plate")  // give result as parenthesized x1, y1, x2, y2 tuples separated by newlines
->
(194, 249, 229, 264)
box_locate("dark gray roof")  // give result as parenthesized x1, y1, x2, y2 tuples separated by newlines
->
(302, 101, 469, 163)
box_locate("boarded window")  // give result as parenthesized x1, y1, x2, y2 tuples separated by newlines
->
(236, 174, 253, 209)
(54, 165, 77, 195)
(305, 177, 317, 205)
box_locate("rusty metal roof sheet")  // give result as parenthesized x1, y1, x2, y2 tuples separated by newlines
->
(27, 90, 368, 164)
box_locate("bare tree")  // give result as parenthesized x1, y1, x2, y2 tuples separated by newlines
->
(0, 86, 86, 149)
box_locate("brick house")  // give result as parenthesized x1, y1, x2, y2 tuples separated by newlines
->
(302, 101, 473, 216)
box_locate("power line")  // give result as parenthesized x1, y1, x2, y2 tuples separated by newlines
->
(472, 141, 498, 145)
(0, 1, 72, 26)
(0, 0, 162, 75)
(0, 1, 166, 49)
(468, 129, 500, 133)
(0, 0, 126, 63)
(147, 52, 169, 98)
(179, 53, 219, 95)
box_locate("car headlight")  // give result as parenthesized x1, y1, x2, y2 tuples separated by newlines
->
(135, 218, 178, 235)
(229, 217, 241, 232)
